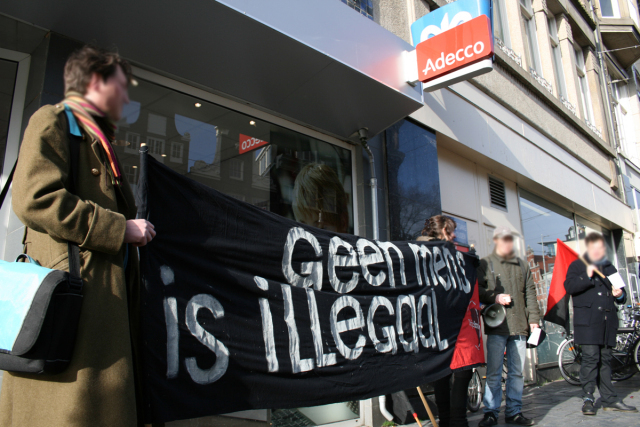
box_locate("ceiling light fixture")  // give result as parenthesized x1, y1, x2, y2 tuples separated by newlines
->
(132, 165, 138, 169)
(249, 120, 256, 126)
(161, 154, 167, 157)
(195, 102, 202, 108)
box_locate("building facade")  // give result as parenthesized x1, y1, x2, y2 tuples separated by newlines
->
(1, 0, 639, 426)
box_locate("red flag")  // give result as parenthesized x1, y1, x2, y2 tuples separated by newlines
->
(544, 239, 578, 331)
(450, 280, 484, 370)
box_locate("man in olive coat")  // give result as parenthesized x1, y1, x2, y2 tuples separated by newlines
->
(564, 232, 636, 415)
(477, 226, 539, 426)
(0, 46, 155, 427)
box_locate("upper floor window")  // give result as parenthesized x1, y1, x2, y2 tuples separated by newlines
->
(170, 141, 184, 163)
(146, 136, 165, 156)
(520, 0, 543, 74)
(494, 0, 511, 46)
(575, 48, 595, 123)
(599, 0, 621, 18)
(229, 158, 244, 180)
(124, 132, 140, 154)
(340, 0, 373, 20)
(548, 16, 567, 98)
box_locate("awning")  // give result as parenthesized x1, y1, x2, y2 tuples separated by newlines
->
(0, 0, 423, 141)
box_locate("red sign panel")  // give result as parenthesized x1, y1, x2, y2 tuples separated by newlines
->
(416, 15, 493, 83)
(239, 134, 269, 154)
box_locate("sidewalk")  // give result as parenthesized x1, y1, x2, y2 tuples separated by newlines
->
(410, 375, 640, 427)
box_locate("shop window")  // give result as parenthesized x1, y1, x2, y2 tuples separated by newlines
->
(0, 59, 18, 178)
(340, 0, 373, 20)
(488, 175, 507, 211)
(113, 77, 355, 244)
(519, 190, 579, 365)
(386, 119, 440, 240)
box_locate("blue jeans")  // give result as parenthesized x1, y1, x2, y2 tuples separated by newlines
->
(482, 334, 527, 417)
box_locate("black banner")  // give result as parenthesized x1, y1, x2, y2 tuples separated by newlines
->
(138, 157, 478, 423)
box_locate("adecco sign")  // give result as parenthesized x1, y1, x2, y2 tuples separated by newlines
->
(239, 134, 268, 154)
(405, 0, 493, 92)
(417, 15, 493, 83)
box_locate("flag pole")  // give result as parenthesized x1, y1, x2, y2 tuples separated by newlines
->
(137, 143, 149, 219)
(579, 255, 606, 279)
(416, 386, 439, 427)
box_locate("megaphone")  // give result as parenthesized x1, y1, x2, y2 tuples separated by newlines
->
(482, 304, 506, 328)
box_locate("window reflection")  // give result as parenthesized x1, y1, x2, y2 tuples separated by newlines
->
(114, 78, 354, 234)
(519, 190, 578, 365)
(386, 119, 441, 240)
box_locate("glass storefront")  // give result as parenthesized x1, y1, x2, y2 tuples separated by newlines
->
(115, 77, 358, 426)
(115, 78, 354, 235)
(0, 59, 19, 177)
(519, 190, 619, 366)
(519, 190, 579, 365)
(385, 119, 441, 240)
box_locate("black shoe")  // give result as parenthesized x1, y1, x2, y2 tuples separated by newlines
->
(602, 401, 638, 412)
(505, 413, 535, 425)
(582, 399, 596, 415)
(478, 413, 498, 427)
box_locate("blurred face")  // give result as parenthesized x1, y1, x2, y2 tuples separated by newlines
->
(586, 240, 606, 262)
(84, 65, 129, 121)
(442, 226, 456, 242)
(494, 235, 514, 257)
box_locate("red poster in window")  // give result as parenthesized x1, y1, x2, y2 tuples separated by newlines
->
(239, 134, 268, 154)
(416, 15, 493, 83)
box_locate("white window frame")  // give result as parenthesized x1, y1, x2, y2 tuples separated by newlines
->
(228, 158, 244, 181)
(574, 47, 595, 123)
(0, 48, 30, 261)
(493, 0, 512, 46)
(124, 164, 138, 185)
(170, 141, 184, 163)
(131, 65, 359, 239)
(599, 0, 621, 18)
(520, 0, 543, 75)
(146, 136, 165, 156)
(124, 131, 141, 154)
(548, 16, 568, 98)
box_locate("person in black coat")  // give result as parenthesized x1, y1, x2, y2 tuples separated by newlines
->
(564, 232, 636, 415)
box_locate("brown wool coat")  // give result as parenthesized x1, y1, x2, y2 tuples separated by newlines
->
(0, 104, 140, 427)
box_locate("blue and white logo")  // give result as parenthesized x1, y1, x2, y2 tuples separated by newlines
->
(410, 0, 492, 46)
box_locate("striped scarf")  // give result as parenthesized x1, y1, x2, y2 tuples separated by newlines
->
(63, 92, 122, 185)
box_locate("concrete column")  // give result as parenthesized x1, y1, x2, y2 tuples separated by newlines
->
(557, 14, 583, 119)
(584, 47, 608, 141)
(532, 0, 557, 94)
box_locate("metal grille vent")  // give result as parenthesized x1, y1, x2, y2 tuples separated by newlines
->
(489, 176, 507, 210)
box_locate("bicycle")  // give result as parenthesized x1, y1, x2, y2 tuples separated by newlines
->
(558, 305, 640, 385)
(466, 368, 483, 412)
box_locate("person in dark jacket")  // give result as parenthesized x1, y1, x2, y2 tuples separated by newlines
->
(564, 232, 636, 415)
(418, 215, 472, 427)
(477, 226, 539, 426)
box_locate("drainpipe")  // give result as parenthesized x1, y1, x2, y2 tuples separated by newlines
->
(358, 128, 379, 241)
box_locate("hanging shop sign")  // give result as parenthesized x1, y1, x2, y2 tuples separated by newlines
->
(404, 0, 493, 92)
(136, 156, 484, 423)
(239, 133, 269, 154)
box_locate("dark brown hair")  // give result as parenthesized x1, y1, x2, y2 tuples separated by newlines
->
(421, 215, 456, 239)
(585, 232, 605, 246)
(64, 45, 133, 94)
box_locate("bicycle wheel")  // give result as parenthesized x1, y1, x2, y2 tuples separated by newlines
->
(634, 339, 640, 373)
(466, 370, 483, 412)
(558, 338, 581, 386)
(611, 352, 636, 382)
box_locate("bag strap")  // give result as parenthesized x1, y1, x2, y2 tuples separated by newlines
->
(0, 160, 17, 209)
(63, 106, 82, 286)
